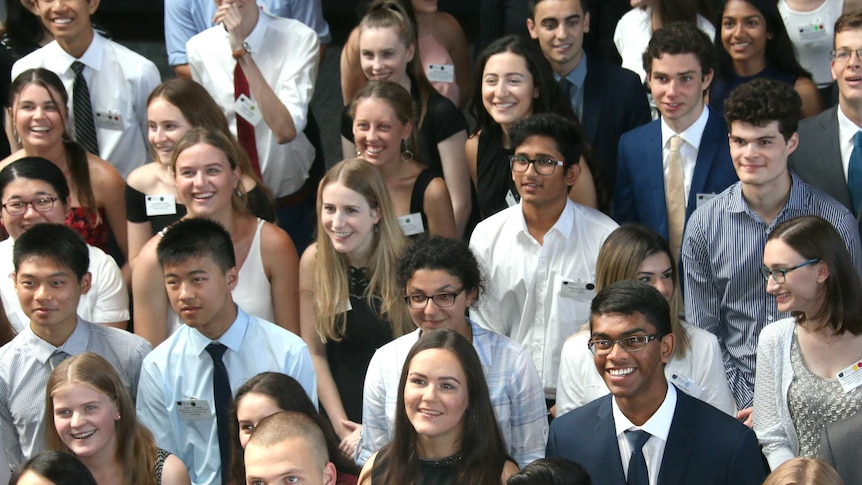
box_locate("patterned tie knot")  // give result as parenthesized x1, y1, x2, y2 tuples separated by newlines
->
(625, 429, 651, 453)
(206, 342, 227, 360)
(669, 135, 684, 153)
(71, 61, 85, 75)
(49, 350, 69, 370)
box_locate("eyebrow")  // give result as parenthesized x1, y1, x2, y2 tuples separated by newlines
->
(163, 269, 208, 279)
(408, 372, 463, 385)
(652, 70, 698, 77)
(591, 327, 653, 339)
(540, 14, 582, 23)
(408, 283, 457, 293)
(637, 266, 672, 275)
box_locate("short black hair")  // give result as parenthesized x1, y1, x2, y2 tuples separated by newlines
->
(724, 79, 801, 141)
(397, 236, 484, 304)
(10, 451, 97, 485)
(506, 458, 592, 485)
(590, 280, 672, 335)
(643, 22, 716, 79)
(13, 224, 89, 282)
(528, 0, 587, 18)
(157, 218, 236, 273)
(0, 157, 70, 203)
(509, 113, 586, 167)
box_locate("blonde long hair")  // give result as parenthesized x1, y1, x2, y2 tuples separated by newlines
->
(45, 352, 158, 485)
(313, 158, 411, 342)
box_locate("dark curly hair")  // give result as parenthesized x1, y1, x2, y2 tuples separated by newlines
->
(397, 236, 484, 305)
(643, 22, 716, 80)
(724, 78, 801, 140)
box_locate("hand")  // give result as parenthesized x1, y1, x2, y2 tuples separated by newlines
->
(212, 1, 244, 52)
(338, 420, 362, 460)
(736, 406, 753, 428)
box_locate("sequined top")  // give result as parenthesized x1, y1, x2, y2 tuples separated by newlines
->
(788, 330, 862, 457)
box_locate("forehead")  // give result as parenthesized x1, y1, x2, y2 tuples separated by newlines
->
(407, 268, 463, 290)
(321, 181, 371, 206)
(175, 142, 231, 167)
(650, 53, 703, 73)
(359, 26, 405, 49)
(409, 348, 466, 378)
(17, 83, 62, 102)
(515, 135, 563, 159)
(483, 51, 530, 76)
(723, 0, 763, 18)
(53, 381, 109, 402)
(245, 438, 322, 479)
(729, 120, 782, 138)
(533, 0, 584, 20)
(354, 96, 399, 119)
(16, 255, 74, 276)
(162, 255, 223, 275)
(591, 312, 657, 336)
(147, 97, 187, 119)
(2, 178, 58, 200)
(835, 27, 862, 48)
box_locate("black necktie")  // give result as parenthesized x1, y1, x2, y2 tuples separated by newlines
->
(559, 76, 574, 101)
(71, 61, 99, 155)
(205, 343, 232, 484)
(849, 131, 862, 215)
(625, 429, 651, 485)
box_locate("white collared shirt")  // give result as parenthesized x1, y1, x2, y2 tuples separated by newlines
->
(187, 10, 319, 197)
(469, 199, 618, 398)
(612, 383, 678, 485)
(836, 105, 861, 181)
(660, 107, 710, 207)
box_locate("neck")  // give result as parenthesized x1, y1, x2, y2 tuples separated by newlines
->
(398, 74, 412, 94)
(345, 240, 374, 268)
(240, 7, 260, 40)
(198, 304, 238, 341)
(456, 319, 472, 342)
(840, 98, 862, 128)
(555, 50, 583, 79)
(522, 199, 566, 244)
(57, 28, 95, 59)
(664, 103, 704, 134)
(31, 318, 77, 347)
(377, 156, 407, 180)
(740, 172, 792, 224)
(79, 444, 120, 485)
(617, 380, 668, 426)
(25, 142, 67, 168)
(734, 57, 767, 78)
(416, 433, 461, 460)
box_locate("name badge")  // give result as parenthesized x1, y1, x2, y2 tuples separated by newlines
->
(95, 110, 123, 130)
(145, 194, 177, 216)
(176, 399, 211, 420)
(427, 64, 455, 83)
(505, 189, 519, 207)
(234, 94, 263, 126)
(670, 373, 704, 399)
(696, 193, 717, 208)
(837, 360, 862, 393)
(398, 213, 425, 236)
(561, 280, 595, 296)
(798, 23, 829, 43)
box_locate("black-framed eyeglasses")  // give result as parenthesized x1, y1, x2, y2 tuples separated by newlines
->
(759, 258, 820, 284)
(587, 334, 665, 355)
(509, 155, 565, 175)
(831, 48, 862, 62)
(1, 197, 59, 215)
(404, 288, 465, 309)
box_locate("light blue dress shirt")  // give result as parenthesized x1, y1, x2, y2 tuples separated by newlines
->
(136, 307, 316, 485)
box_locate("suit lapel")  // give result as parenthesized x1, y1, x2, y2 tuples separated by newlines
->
(582, 58, 603, 142)
(687, 111, 721, 218)
(596, 396, 630, 484)
(645, 124, 670, 240)
(822, 109, 852, 205)
(657, 389, 695, 485)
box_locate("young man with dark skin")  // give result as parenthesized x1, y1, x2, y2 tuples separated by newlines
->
(547, 280, 765, 484)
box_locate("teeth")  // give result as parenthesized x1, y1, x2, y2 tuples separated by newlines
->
(495, 103, 514, 109)
(609, 368, 634, 377)
(53, 18, 72, 24)
(334, 232, 352, 238)
(420, 409, 442, 416)
(365, 146, 384, 154)
(194, 192, 214, 199)
(72, 430, 95, 439)
(30, 126, 50, 132)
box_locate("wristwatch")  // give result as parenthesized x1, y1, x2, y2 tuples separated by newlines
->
(232, 42, 251, 59)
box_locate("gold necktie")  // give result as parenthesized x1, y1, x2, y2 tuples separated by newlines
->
(666, 135, 686, 261)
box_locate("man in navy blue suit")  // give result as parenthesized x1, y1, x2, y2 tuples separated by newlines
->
(527, 0, 650, 212)
(615, 22, 737, 259)
(547, 281, 765, 485)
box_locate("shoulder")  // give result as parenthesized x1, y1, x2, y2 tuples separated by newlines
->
(160, 453, 191, 485)
(267, 15, 318, 40)
(86, 154, 124, 184)
(260, 221, 296, 252)
(248, 313, 306, 347)
(103, 37, 155, 66)
(187, 26, 224, 51)
(799, 106, 837, 133)
(93, 323, 151, 350)
(429, 11, 463, 35)
(501, 460, 520, 482)
(570, 201, 619, 231)
(552, 394, 609, 430)
(470, 205, 518, 240)
(588, 58, 642, 87)
(126, 164, 161, 191)
(677, 391, 752, 437)
(682, 323, 721, 349)
(758, 318, 796, 345)
(620, 119, 659, 144)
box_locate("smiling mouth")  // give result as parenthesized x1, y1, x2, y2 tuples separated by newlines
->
(609, 368, 634, 377)
(419, 409, 442, 417)
(52, 18, 73, 25)
(333, 231, 352, 238)
(30, 126, 51, 133)
(193, 192, 214, 200)
(364, 146, 384, 155)
(71, 430, 95, 439)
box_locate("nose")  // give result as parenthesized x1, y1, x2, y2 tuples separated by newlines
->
(667, 79, 679, 96)
(192, 170, 206, 186)
(494, 81, 507, 98)
(152, 126, 166, 144)
(555, 23, 567, 39)
(21, 202, 41, 219)
(524, 160, 539, 175)
(765, 273, 779, 293)
(422, 384, 437, 402)
(605, 340, 629, 360)
(423, 298, 438, 315)
(177, 281, 194, 301)
(731, 22, 743, 38)
(70, 410, 84, 428)
(34, 282, 50, 301)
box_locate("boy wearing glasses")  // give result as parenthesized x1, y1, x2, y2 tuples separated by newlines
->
(470, 112, 617, 404)
(615, 22, 737, 260)
(791, 10, 862, 219)
(547, 280, 766, 484)
(683, 78, 862, 426)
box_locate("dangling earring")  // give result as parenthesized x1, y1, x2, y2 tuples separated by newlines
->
(355, 148, 361, 157)
(401, 139, 413, 162)
(374, 223, 379, 234)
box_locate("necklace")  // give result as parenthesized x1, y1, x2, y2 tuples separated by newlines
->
(417, 452, 463, 467)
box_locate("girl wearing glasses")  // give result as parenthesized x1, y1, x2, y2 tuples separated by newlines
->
(555, 224, 736, 417)
(467, 35, 598, 219)
(357, 236, 547, 468)
(299, 158, 412, 461)
(754, 216, 862, 470)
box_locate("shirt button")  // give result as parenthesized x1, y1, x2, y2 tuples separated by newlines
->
(767, 315, 774, 321)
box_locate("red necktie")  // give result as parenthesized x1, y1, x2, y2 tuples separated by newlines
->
(234, 62, 262, 178)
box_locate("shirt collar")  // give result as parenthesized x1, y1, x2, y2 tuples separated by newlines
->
(837, 104, 862, 146)
(24, 318, 89, 365)
(660, 106, 710, 150)
(53, 32, 105, 73)
(557, 51, 588, 90)
(241, 7, 271, 55)
(516, 199, 575, 241)
(188, 305, 249, 355)
(727, 171, 806, 214)
(612, 383, 677, 441)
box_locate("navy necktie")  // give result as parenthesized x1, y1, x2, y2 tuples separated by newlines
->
(48, 350, 69, 370)
(848, 131, 862, 215)
(71, 61, 99, 155)
(625, 429, 651, 485)
(205, 343, 232, 484)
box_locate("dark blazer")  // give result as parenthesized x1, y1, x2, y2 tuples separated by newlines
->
(582, 56, 651, 205)
(818, 411, 862, 485)
(614, 109, 738, 240)
(546, 389, 766, 485)
(789, 106, 854, 212)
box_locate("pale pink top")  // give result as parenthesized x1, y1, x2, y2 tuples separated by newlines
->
(418, 33, 459, 106)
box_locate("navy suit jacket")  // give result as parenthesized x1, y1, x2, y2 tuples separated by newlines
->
(614, 109, 737, 240)
(546, 389, 766, 485)
(581, 56, 651, 205)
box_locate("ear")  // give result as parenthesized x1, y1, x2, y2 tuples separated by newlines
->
(526, 18, 538, 40)
(786, 132, 799, 155)
(817, 260, 830, 283)
(406, 42, 415, 64)
(225, 266, 239, 291)
(465, 287, 479, 307)
(88, 0, 101, 15)
(584, 11, 590, 34)
(701, 69, 714, 93)
(660, 332, 675, 364)
(323, 462, 338, 485)
(79, 272, 92, 295)
(564, 160, 582, 188)
(370, 207, 381, 225)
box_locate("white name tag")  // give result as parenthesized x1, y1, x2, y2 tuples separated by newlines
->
(505, 189, 518, 207)
(176, 399, 211, 420)
(798, 23, 829, 43)
(696, 193, 717, 208)
(670, 373, 704, 399)
(234, 93, 263, 126)
(837, 359, 862, 393)
(95, 111, 123, 130)
(427, 64, 455, 83)
(561, 280, 594, 296)
(398, 213, 425, 236)
(145, 194, 177, 216)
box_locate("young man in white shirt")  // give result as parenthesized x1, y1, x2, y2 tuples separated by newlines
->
(469, 112, 617, 403)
